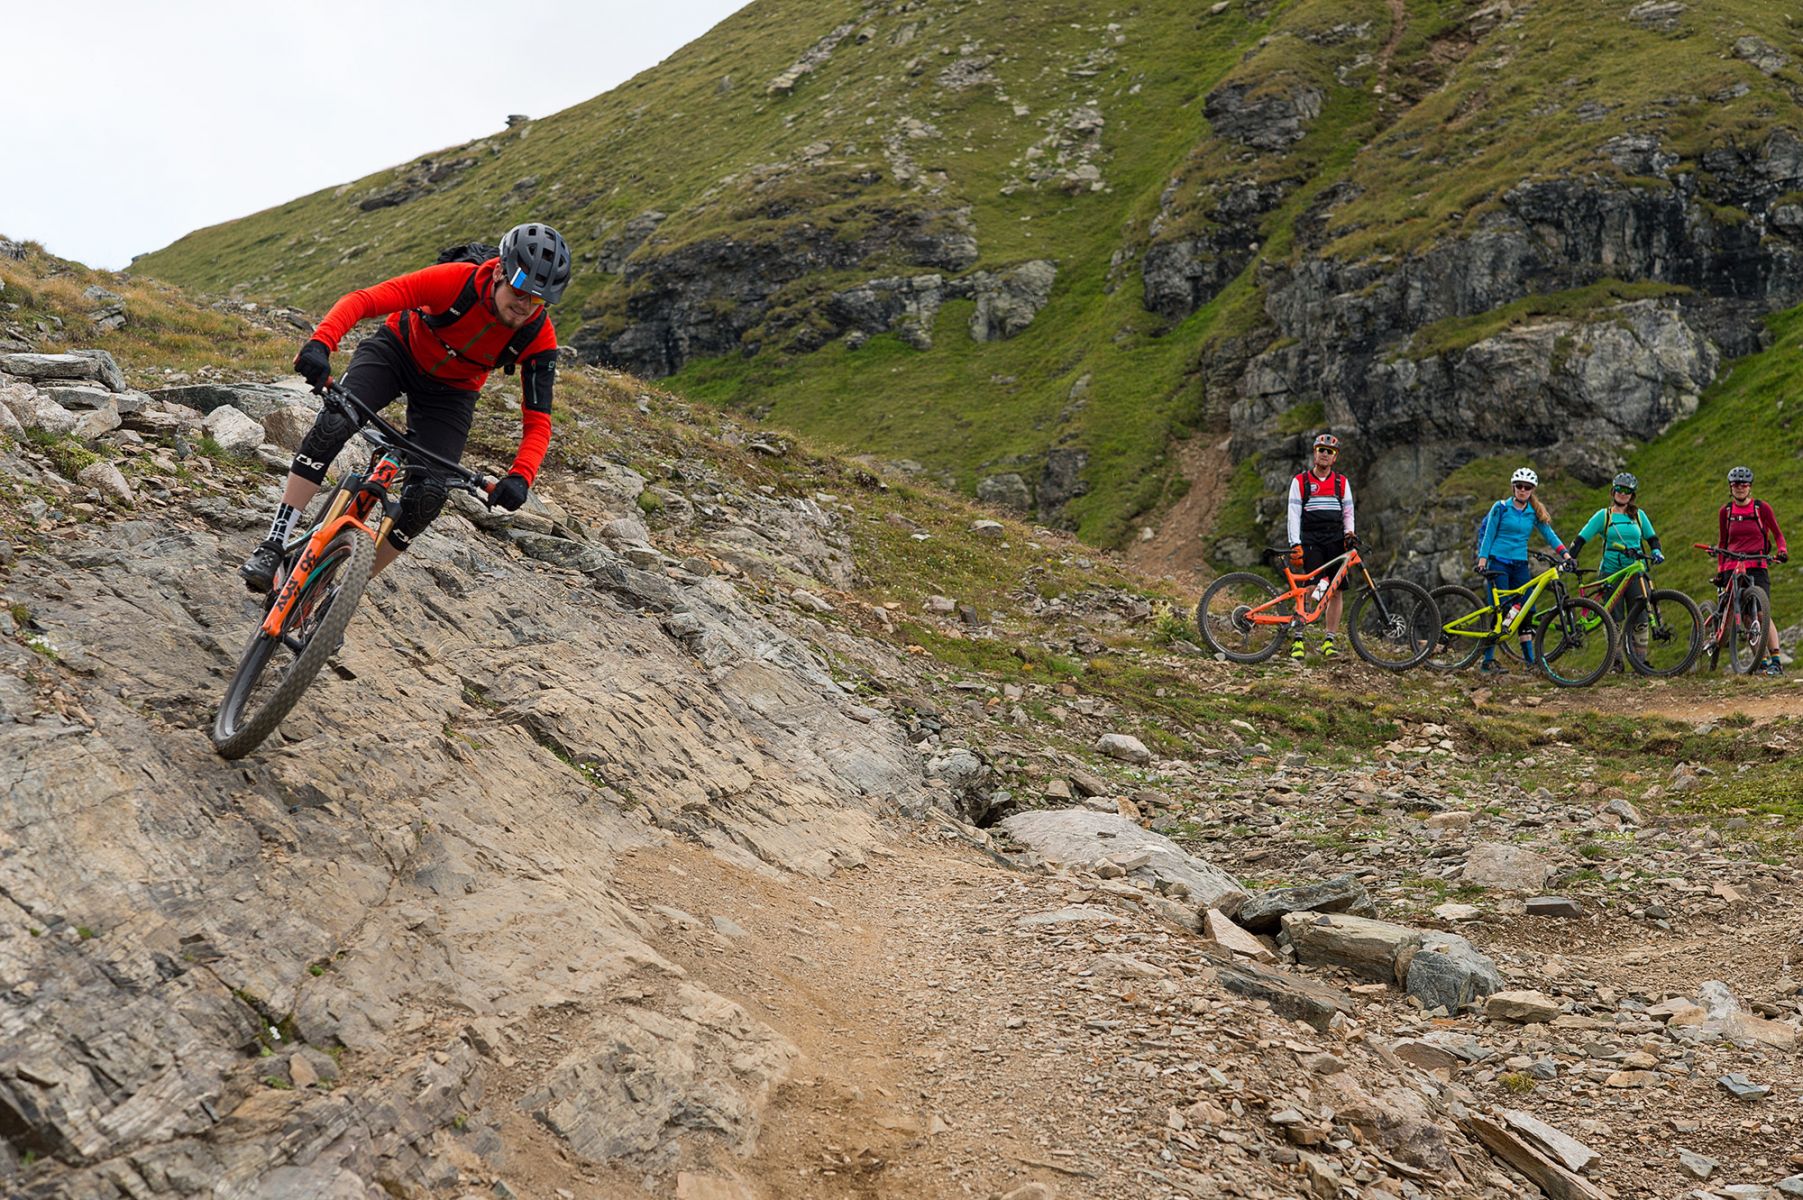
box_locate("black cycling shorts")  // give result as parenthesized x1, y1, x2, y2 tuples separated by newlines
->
(1301, 540, 1345, 577)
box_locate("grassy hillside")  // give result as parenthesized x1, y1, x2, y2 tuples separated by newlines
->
(1, 240, 290, 383)
(130, 0, 1803, 551)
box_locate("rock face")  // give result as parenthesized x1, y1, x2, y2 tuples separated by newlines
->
(590, 201, 982, 377)
(0, 469, 927, 1194)
(1221, 136, 1803, 580)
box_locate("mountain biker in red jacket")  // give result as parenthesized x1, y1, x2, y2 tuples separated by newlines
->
(240, 223, 572, 592)
(1717, 465, 1788, 675)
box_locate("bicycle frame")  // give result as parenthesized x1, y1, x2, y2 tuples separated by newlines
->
(257, 455, 401, 640)
(1696, 544, 1771, 655)
(1440, 563, 1564, 644)
(1235, 548, 1372, 627)
(255, 383, 491, 642)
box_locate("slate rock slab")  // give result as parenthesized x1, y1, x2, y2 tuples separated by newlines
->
(1237, 874, 1377, 933)
(1000, 809, 1245, 912)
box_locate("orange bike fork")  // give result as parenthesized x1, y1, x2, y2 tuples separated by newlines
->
(259, 491, 376, 638)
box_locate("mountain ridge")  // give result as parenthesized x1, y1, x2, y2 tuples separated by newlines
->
(133, 0, 1803, 569)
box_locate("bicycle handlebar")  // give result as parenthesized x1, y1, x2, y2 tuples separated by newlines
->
(1529, 550, 1584, 572)
(319, 382, 495, 497)
(1692, 543, 1772, 562)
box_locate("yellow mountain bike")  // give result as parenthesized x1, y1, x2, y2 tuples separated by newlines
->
(1426, 551, 1619, 686)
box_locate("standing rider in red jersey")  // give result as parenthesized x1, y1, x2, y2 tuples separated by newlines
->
(1716, 465, 1789, 676)
(239, 223, 572, 591)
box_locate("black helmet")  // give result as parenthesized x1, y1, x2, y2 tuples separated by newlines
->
(499, 223, 571, 304)
(1728, 465, 1754, 485)
(1612, 472, 1638, 493)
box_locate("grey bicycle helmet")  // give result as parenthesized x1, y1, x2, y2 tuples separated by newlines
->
(1728, 465, 1754, 485)
(499, 222, 572, 304)
(1612, 472, 1638, 493)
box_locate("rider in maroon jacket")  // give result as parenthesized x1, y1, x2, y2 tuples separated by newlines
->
(1716, 465, 1789, 675)
(240, 223, 571, 592)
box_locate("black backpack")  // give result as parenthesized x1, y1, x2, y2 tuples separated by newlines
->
(417, 241, 547, 374)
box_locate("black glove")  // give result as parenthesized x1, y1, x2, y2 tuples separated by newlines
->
(1344, 532, 1360, 551)
(1713, 570, 1730, 589)
(487, 473, 530, 512)
(1778, 552, 1790, 565)
(294, 339, 332, 388)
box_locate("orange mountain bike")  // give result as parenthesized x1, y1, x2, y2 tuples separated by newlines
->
(1196, 546, 1440, 669)
(212, 383, 494, 758)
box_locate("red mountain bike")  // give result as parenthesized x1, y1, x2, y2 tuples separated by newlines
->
(1693, 544, 1773, 674)
(212, 383, 494, 758)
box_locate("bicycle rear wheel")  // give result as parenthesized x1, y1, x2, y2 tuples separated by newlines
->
(1424, 585, 1486, 672)
(1196, 572, 1286, 663)
(1727, 585, 1771, 675)
(1347, 579, 1439, 669)
(1534, 595, 1617, 687)
(1624, 588, 1702, 677)
(212, 528, 375, 758)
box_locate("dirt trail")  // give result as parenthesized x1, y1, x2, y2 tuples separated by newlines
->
(1125, 436, 1232, 583)
(492, 805, 1803, 1200)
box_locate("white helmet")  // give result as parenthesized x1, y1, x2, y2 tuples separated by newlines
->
(1511, 467, 1539, 487)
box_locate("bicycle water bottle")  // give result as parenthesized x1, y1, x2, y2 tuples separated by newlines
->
(1505, 602, 1521, 626)
(1312, 578, 1330, 603)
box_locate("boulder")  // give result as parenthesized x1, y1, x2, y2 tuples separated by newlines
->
(1280, 912, 1419, 982)
(1461, 843, 1555, 891)
(1211, 956, 1354, 1031)
(0, 383, 77, 436)
(262, 405, 318, 451)
(0, 350, 126, 391)
(1094, 732, 1151, 764)
(1000, 809, 1246, 912)
(201, 405, 266, 455)
(1485, 990, 1562, 1023)
(1402, 932, 1504, 1011)
(154, 382, 310, 422)
(976, 472, 1032, 512)
(1203, 909, 1274, 962)
(1236, 875, 1377, 933)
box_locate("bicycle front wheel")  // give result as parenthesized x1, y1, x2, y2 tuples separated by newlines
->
(1624, 588, 1703, 677)
(1728, 585, 1771, 675)
(212, 528, 375, 758)
(1196, 572, 1286, 663)
(1534, 595, 1617, 687)
(1424, 585, 1487, 672)
(1348, 579, 1440, 670)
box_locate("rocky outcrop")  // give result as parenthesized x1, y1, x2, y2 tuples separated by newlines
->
(589, 205, 980, 377)
(1223, 131, 1803, 579)
(825, 260, 1059, 350)
(1204, 80, 1324, 152)
(0, 417, 927, 1197)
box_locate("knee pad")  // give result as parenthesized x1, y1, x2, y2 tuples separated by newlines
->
(293, 405, 362, 484)
(392, 473, 451, 547)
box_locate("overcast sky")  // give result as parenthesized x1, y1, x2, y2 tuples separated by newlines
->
(7, 0, 750, 270)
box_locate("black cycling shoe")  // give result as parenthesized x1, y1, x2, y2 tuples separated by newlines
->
(239, 538, 284, 594)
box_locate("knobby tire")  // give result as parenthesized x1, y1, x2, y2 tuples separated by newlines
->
(1196, 572, 1285, 664)
(1622, 588, 1703, 677)
(212, 528, 375, 758)
(1424, 585, 1486, 672)
(1347, 578, 1439, 670)
(1533, 595, 1617, 688)
(1727, 585, 1771, 675)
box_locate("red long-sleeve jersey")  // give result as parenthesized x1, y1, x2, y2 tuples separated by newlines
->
(1717, 498, 1786, 568)
(312, 260, 558, 483)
